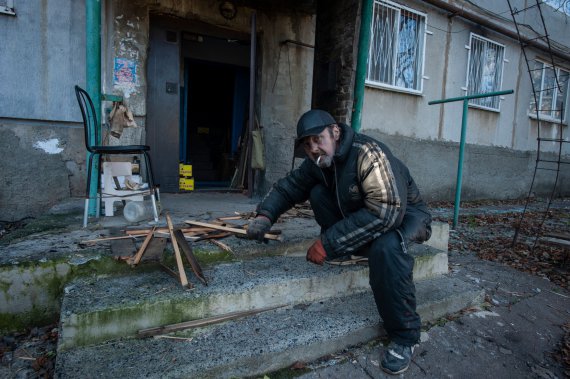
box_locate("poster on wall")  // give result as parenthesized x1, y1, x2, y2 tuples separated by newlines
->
(113, 58, 137, 86)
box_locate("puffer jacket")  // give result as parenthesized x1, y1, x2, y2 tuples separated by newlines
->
(257, 123, 432, 259)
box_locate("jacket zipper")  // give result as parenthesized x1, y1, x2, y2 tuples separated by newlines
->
(333, 163, 346, 218)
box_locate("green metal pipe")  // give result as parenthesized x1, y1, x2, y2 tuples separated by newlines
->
(351, 0, 374, 132)
(428, 89, 514, 228)
(86, 0, 101, 216)
(428, 89, 513, 105)
(453, 99, 469, 229)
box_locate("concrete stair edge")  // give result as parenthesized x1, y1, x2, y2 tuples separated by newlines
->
(57, 247, 447, 350)
(54, 275, 483, 379)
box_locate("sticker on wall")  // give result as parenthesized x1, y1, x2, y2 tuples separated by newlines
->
(114, 58, 137, 86)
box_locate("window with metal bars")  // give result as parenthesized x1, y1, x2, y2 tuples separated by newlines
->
(529, 60, 569, 122)
(366, 0, 426, 93)
(0, 0, 15, 15)
(465, 34, 506, 111)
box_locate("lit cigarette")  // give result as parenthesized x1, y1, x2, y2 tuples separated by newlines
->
(316, 156, 322, 165)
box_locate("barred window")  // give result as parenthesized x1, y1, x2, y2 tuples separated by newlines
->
(0, 0, 15, 16)
(366, 0, 427, 93)
(530, 60, 569, 122)
(465, 34, 506, 111)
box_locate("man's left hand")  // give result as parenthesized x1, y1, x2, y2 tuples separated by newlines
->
(306, 239, 327, 265)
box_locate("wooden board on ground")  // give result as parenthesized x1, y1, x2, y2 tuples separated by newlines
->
(185, 220, 282, 241)
(110, 227, 136, 258)
(142, 237, 167, 262)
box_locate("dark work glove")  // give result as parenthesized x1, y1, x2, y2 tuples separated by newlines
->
(246, 215, 272, 241)
(306, 238, 327, 265)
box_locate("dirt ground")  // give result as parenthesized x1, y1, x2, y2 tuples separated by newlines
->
(1, 198, 569, 378)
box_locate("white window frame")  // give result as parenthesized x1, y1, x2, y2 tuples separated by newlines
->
(529, 60, 569, 123)
(0, 0, 15, 16)
(464, 33, 506, 112)
(365, 0, 428, 95)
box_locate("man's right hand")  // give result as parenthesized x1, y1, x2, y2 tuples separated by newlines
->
(246, 215, 272, 241)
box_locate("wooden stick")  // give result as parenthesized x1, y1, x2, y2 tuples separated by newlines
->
(217, 216, 243, 221)
(125, 227, 203, 236)
(209, 239, 233, 254)
(80, 234, 147, 244)
(159, 263, 193, 289)
(166, 214, 189, 288)
(174, 229, 208, 286)
(131, 226, 156, 266)
(137, 305, 284, 338)
(185, 220, 282, 241)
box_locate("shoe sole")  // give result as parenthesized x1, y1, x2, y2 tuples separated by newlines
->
(381, 365, 410, 375)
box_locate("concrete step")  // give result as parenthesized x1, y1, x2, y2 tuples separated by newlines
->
(57, 245, 447, 351)
(54, 275, 483, 379)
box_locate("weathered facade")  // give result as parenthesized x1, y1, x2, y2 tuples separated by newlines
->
(0, 0, 569, 221)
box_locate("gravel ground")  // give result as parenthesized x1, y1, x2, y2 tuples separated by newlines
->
(1, 198, 568, 378)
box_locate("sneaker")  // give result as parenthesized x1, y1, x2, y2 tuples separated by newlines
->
(381, 342, 416, 375)
(326, 255, 368, 266)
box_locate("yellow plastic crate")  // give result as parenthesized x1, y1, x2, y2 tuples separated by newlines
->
(179, 164, 193, 177)
(179, 177, 194, 191)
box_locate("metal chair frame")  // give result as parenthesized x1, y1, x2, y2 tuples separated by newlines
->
(75, 85, 160, 227)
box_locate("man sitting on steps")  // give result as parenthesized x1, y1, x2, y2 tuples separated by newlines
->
(246, 109, 432, 375)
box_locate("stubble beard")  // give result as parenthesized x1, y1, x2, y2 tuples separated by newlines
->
(316, 154, 333, 168)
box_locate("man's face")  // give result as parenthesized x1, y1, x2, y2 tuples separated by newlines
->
(302, 125, 340, 168)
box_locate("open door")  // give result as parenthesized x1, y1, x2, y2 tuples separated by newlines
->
(146, 25, 180, 192)
(147, 16, 253, 192)
(181, 59, 249, 188)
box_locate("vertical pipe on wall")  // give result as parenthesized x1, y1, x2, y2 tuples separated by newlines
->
(351, 0, 374, 132)
(247, 11, 257, 197)
(86, 0, 101, 215)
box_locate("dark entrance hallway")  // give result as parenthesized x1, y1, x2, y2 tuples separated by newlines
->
(182, 59, 249, 188)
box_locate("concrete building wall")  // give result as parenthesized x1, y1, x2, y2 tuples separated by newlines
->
(0, 1, 86, 221)
(0, 0, 568, 220)
(359, 0, 569, 201)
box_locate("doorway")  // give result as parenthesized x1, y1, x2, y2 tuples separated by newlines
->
(147, 17, 252, 192)
(181, 59, 249, 188)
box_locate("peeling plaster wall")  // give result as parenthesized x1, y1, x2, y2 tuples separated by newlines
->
(0, 1, 86, 221)
(257, 12, 315, 191)
(108, 0, 315, 194)
(0, 122, 85, 221)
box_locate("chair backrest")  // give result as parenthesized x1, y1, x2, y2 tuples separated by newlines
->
(75, 85, 99, 152)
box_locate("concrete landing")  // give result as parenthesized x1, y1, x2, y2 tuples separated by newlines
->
(54, 275, 483, 379)
(57, 244, 447, 350)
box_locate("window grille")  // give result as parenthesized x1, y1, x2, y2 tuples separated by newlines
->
(530, 60, 569, 122)
(0, 0, 15, 16)
(465, 34, 505, 111)
(367, 0, 426, 93)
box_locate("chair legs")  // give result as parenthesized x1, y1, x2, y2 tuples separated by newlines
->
(142, 152, 160, 222)
(83, 152, 103, 228)
(84, 151, 160, 227)
(83, 152, 96, 228)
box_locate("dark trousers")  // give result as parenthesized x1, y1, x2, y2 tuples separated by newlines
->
(309, 184, 421, 346)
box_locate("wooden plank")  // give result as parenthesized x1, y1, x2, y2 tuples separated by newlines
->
(110, 227, 136, 258)
(185, 220, 282, 241)
(131, 227, 156, 266)
(174, 229, 207, 286)
(159, 263, 193, 289)
(142, 237, 167, 262)
(166, 213, 189, 288)
(137, 305, 284, 338)
(79, 234, 147, 245)
(125, 227, 205, 236)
